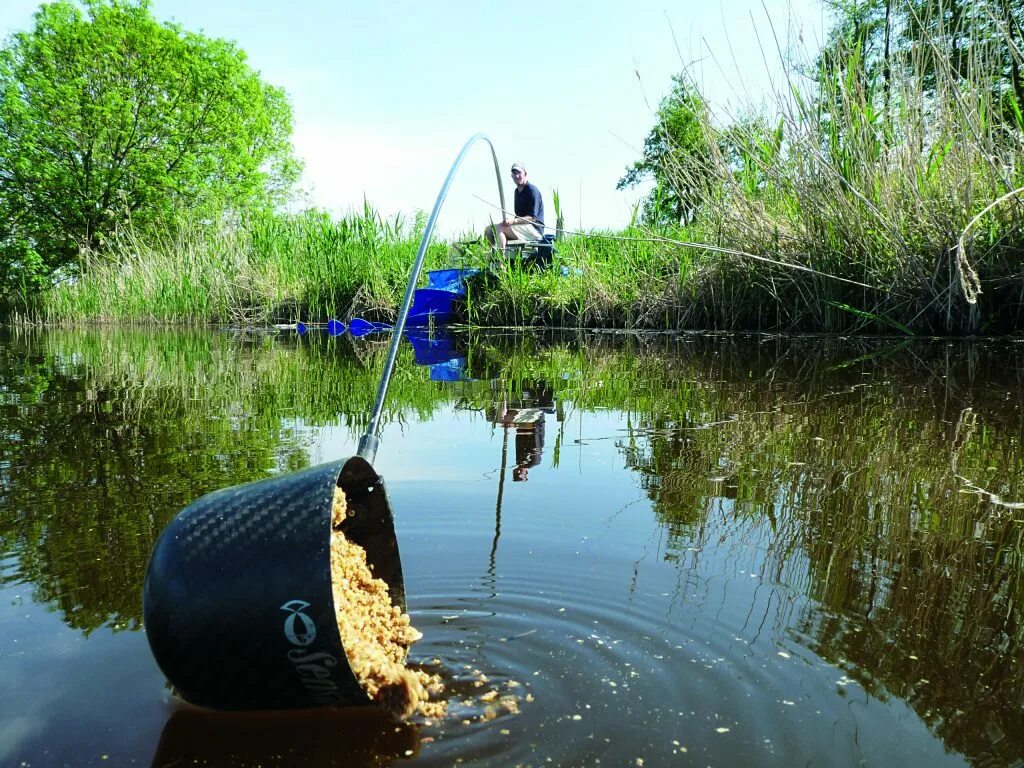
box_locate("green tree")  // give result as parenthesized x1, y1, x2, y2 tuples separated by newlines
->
(818, 0, 1024, 109)
(0, 0, 299, 290)
(617, 75, 713, 227)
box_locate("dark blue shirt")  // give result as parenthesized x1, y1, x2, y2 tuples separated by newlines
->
(514, 182, 544, 230)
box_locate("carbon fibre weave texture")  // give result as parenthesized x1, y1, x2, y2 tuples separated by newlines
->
(143, 460, 372, 710)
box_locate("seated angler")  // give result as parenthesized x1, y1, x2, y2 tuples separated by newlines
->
(485, 162, 544, 249)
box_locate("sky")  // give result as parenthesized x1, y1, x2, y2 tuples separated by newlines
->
(0, 0, 829, 237)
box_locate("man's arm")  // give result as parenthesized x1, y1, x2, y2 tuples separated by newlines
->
(525, 184, 543, 226)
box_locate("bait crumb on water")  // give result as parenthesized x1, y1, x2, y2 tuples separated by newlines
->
(329, 488, 531, 724)
(330, 487, 446, 719)
(500, 695, 520, 713)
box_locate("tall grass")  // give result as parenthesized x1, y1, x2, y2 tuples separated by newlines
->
(465, 229, 688, 329)
(31, 3, 1024, 333)
(472, 2, 1024, 333)
(652, 1, 1024, 333)
(37, 205, 449, 325)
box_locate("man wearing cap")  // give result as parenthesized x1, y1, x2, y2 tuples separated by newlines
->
(485, 162, 544, 248)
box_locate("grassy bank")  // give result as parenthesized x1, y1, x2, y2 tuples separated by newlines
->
(32, 205, 1024, 333)
(33, 206, 450, 326)
(27, 5, 1024, 334)
(472, 4, 1024, 334)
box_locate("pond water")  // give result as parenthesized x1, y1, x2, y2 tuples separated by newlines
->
(1, 327, 1022, 767)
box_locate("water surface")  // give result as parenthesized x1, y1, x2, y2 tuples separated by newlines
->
(1, 328, 1022, 766)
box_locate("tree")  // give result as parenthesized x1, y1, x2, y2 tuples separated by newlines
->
(0, 0, 299, 286)
(617, 75, 713, 228)
(817, 0, 1024, 109)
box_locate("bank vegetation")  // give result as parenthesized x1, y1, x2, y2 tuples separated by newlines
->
(6, 0, 1024, 334)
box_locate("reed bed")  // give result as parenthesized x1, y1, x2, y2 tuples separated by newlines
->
(37, 206, 449, 326)
(31, 4, 1024, 333)
(473, 3, 1024, 334)
(643, 2, 1024, 334)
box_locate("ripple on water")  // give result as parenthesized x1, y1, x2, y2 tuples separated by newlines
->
(393, 482, 969, 766)
(405, 565, 861, 766)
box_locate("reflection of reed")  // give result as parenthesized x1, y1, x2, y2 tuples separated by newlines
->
(795, 514, 1024, 763)
(32, 326, 445, 437)
(5, 325, 1024, 765)
(613, 339, 1024, 765)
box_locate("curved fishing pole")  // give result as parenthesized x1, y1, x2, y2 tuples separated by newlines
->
(356, 133, 506, 463)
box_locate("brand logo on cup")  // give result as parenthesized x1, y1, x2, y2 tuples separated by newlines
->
(280, 599, 317, 647)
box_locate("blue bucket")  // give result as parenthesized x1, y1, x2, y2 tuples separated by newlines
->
(425, 268, 479, 293)
(406, 289, 461, 327)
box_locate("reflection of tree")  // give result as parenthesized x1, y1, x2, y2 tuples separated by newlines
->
(618, 414, 713, 533)
(0, 335, 309, 634)
(800, 520, 1024, 764)
(0, 327, 450, 635)
(613, 336, 1024, 765)
(2, 328, 1023, 764)
(790, 452, 1024, 763)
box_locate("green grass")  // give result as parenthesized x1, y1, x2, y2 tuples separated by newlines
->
(37, 205, 450, 326)
(29, 6, 1024, 334)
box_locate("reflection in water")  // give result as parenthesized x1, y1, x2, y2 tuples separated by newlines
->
(1, 328, 1022, 766)
(152, 705, 419, 767)
(482, 380, 558, 599)
(0, 328, 318, 634)
(615, 337, 1024, 765)
(487, 380, 556, 483)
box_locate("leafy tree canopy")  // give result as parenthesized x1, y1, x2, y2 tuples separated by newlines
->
(0, 0, 300, 287)
(617, 75, 713, 228)
(817, 0, 1024, 106)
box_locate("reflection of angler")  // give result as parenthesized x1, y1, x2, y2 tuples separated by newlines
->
(151, 705, 419, 768)
(488, 384, 554, 484)
(512, 411, 545, 482)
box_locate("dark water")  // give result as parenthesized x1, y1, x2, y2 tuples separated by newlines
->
(1, 327, 1022, 767)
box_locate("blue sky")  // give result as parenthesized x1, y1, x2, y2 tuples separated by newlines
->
(0, 1, 828, 236)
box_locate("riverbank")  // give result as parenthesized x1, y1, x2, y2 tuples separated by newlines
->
(20, 200, 1022, 335)
(15, 3, 1024, 336)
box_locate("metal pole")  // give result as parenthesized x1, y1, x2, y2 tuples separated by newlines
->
(357, 133, 505, 463)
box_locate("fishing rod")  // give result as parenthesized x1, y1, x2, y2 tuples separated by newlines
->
(472, 193, 885, 293)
